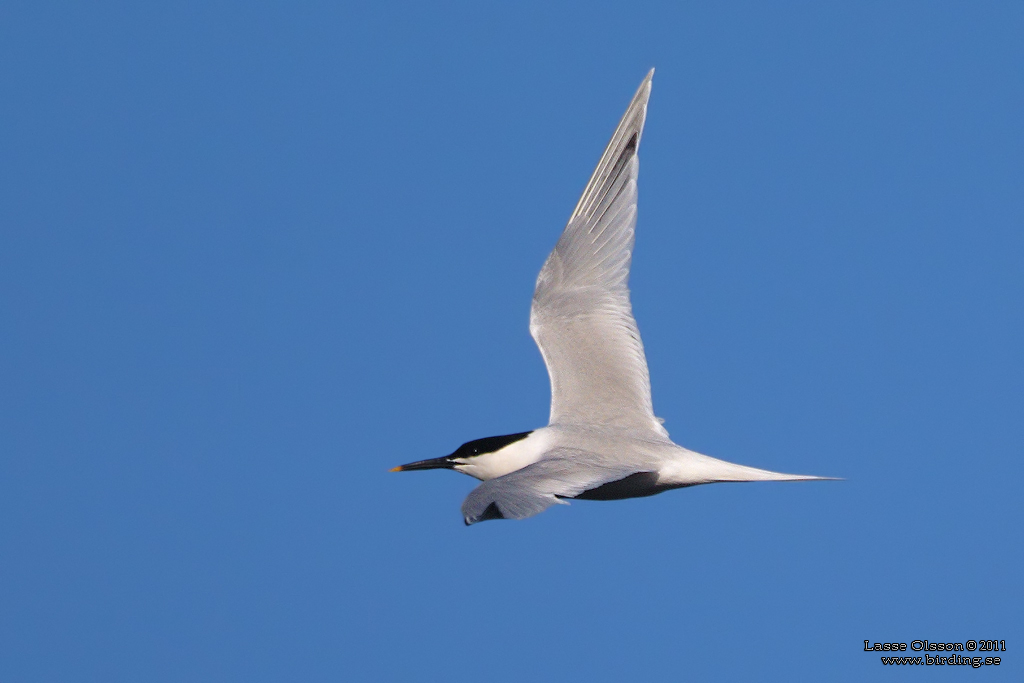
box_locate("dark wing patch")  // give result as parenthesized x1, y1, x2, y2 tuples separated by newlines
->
(573, 471, 685, 500)
(471, 502, 505, 524)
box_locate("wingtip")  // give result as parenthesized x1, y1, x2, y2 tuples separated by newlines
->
(637, 69, 654, 98)
(641, 68, 654, 95)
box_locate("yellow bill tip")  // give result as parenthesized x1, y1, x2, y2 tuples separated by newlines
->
(389, 465, 403, 472)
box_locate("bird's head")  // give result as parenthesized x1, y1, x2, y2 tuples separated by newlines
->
(390, 431, 535, 479)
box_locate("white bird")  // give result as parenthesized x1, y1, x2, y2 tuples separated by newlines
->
(392, 70, 834, 524)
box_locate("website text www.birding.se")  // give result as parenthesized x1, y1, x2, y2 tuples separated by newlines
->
(863, 640, 1005, 668)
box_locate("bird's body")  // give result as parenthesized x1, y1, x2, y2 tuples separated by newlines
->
(393, 70, 833, 524)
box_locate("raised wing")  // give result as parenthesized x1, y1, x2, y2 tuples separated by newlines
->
(530, 70, 666, 436)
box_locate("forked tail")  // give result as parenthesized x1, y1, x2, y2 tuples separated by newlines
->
(659, 450, 841, 486)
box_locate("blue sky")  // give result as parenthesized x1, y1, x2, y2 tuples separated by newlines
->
(1, 1, 1021, 680)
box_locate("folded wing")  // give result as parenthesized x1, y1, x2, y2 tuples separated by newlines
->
(530, 70, 666, 436)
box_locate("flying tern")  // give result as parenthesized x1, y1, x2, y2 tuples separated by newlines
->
(393, 70, 834, 524)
